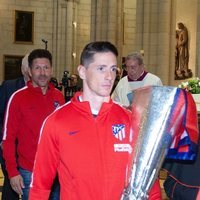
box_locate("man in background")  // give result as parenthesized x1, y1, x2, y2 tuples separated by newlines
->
(64, 73, 82, 102)
(2, 49, 65, 200)
(0, 53, 30, 200)
(111, 52, 162, 107)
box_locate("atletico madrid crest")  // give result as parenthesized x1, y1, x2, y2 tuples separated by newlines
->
(112, 124, 126, 141)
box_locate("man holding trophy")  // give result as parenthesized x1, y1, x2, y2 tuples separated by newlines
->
(29, 41, 162, 200)
(29, 41, 199, 200)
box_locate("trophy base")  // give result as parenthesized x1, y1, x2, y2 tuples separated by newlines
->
(121, 192, 148, 200)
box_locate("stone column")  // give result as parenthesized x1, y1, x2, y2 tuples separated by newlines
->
(52, 0, 78, 81)
(91, 0, 124, 63)
(135, 0, 173, 85)
(196, 0, 200, 77)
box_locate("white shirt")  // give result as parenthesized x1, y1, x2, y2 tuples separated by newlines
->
(111, 73, 163, 106)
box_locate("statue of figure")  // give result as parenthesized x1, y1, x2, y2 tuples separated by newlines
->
(175, 22, 192, 79)
(175, 30, 180, 77)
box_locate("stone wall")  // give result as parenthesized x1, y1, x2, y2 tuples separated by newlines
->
(0, 0, 54, 81)
(1, 0, 199, 85)
(0, 0, 92, 83)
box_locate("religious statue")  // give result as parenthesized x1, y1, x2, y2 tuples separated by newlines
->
(175, 22, 192, 80)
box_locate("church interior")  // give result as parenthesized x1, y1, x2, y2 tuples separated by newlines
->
(1, 0, 200, 84)
(0, 0, 200, 199)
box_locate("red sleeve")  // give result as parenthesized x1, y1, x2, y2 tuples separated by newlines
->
(148, 179, 162, 200)
(57, 90, 65, 105)
(29, 115, 59, 200)
(184, 91, 199, 144)
(2, 94, 20, 178)
(197, 189, 200, 200)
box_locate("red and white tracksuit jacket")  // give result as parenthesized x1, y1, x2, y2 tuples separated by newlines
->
(2, 81, 65, 178)
(29, 92, 161, 200)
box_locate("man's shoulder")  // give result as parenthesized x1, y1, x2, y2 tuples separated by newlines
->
(1, 77, 25, 89)
(1, 79, 16, 88)
(44, 102, 70, 123)
(112, 101, 131, 115)
(53, 87, 63, 95)
(8, 86, 28, 102)
(115, 76, 128, 88)
(2, 76, 24, 84)
(51, 87, 65, 101)
(1, 77, 25, 99)
(118, 76, 128, 82)
(145, 73, 162, 83)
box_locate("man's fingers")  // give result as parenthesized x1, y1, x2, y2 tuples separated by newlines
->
(19, 177, 25, 188)
(10, 175, 24, 195)
(11, 185, 23, 195)
(17, 186, 23, 195)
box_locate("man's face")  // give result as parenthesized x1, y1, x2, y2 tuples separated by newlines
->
(126, 59, 144, 80)
(29, 58, 52, 89)
(70, 75, 78, 86)
(80, 52, 117, 98)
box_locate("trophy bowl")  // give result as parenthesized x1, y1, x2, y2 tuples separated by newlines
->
(121, 86, 198, 200)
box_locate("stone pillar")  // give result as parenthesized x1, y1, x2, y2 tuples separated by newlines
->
(196, 0, 200, 77)
(91, 0, 124, 63)
(52, 0, 78, 81)
(135, 0, 173, 85)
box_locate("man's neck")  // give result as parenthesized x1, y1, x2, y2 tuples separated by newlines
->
(31, 82, 49, 95)
(128, 70, 147, 81)
(80, 93, 110, 115)
(41, 87, 48, 95)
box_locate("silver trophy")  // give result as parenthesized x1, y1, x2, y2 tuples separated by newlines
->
(121, 86, 187, 200)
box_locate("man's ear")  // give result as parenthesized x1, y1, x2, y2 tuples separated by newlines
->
(141, 64, 145, 70)
(51, 67, 54, 76)
(78, 65, 86, 80)
(28, 67, 32, 77)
